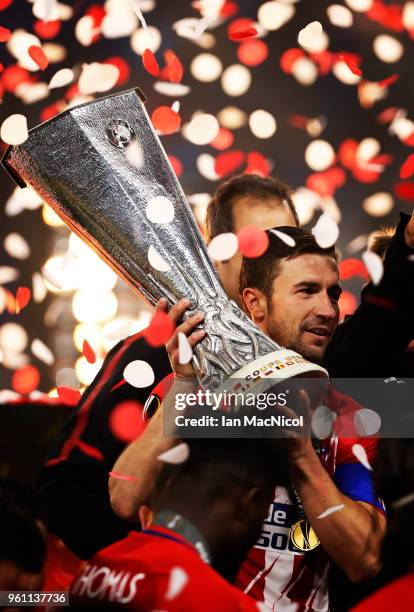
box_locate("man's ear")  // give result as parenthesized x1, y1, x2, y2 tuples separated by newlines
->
(242, 287, 268, 323)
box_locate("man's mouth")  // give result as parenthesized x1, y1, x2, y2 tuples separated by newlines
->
(304, 327, 331, 338)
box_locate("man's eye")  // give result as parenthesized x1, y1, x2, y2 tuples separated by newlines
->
(299, 288, 313, 295)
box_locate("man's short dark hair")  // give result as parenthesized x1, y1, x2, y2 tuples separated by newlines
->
(368, 226, 396, 260)
(206, 174, 299, 242)
(239, 226, 338, 302)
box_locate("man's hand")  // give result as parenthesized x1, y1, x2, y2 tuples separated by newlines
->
(276, 389, 315, 462)
(155, 298, 206, 379)
(404, 209, 414, 248)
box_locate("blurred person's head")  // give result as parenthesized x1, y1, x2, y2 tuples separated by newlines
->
(368, 226, 396, 260)
(0, 478, 46, 591)
(374, 419, 414, 577)
(148, 437, 289, 581)
(240, 226, 341, 364)
(206, 174, 299, 304)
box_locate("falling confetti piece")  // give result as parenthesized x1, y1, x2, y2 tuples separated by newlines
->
(31, 338, 54, 365)
(158, 442, 190, 465)
(362, 251, 384, 285)
(178, 332, 193, 365)
(298, 21, 324, 52)
(238, 226, 269, 258)
(378, 74, 399, 88)
(0, 25, 11, 41)
(339, 259, 369, 281)
(146, 195, 175, 224)
(0, 114, 28, 146)
(109, 401, 146, 443)
(229, 26, 257, 41)
(151, 106, 181, 135)
(48, 67, 73, 89)
(78, 62, 119, 95)
(0, 266, 19, 284)
(312, 213, 339, 248)
(82, 339, 96, 364)
(104, 56, 130, 86)
(400, 153, 414, 179)
(4, 233, 30, 259)
(317, 504, 345, 519)
(339, 53, 362, 76)
(354, 408, 382, 436)
(144, 311, 175, 347)
(352, 443, 372, 471)
(394, 182, 414, 201)
(108, 471, 137, 482)
(148, 245, 171, 272)
(33, 0, 59, 21)
(142, 48, 160, 76)
(41, 265, 63, 289)
(311, 404, 336, 439)
(57, 386, 81, 406)
(162, 49, 184, 84)
(165, 567, 188, 601)
(238, 38, 268, 67)
(214, 150, 245, 177)
(33, 19, 61, 39)
(123, 360, 155, 388)
(207, 232, 238, 262)
(270, 229, 296, 247)
(16, 286, 31, 312)
(12, 365, 40, 395)
(185, 113, 220, 146)
(28, 45, 49, 70)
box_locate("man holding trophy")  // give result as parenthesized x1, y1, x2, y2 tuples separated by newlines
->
(2, 87, 413, 610)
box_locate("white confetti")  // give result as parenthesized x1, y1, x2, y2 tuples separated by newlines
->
(153, 82, 191, 97)
(4, 233, 31, 260)
(41, 265, 63, 290)
(101, 8, 138, 38)
(352, 443, 373, 471)
(311, 404, 336, 439)
(125, 140, 144, 169)
(146, 196, 175, 224)
(123, 360, 155, 388)
(298, 21, 324, 52)
(31, 338, 55, 365)
(327, 4, 353, 28)
(75, 16, 96, 46)
(311, 213, 339, 248)
(317, 504, 345, 519)
(33, 0, 59, 21)
(0, 267, 19, 284)
(207, 233, 238, 262)
(158, 443, 190, 465)
(148, 246, 171, 272)
(32, 272, 47, 303)
(178, 332, 193, 365)
(362, 251, 383, 285)
(270, 229, 296, 247)
(354, 408, 381, 437)
(49, 68, 74, 90)
(1, 114, 28, 146)
(165, 567, 188, 601)
(184, 113, 220, 146)
(78, 62, 119, 95)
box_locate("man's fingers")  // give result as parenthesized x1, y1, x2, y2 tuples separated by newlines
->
(167, 312, 204, 351)
(168, 299, 192, 324)
(155, 297, 168, 312)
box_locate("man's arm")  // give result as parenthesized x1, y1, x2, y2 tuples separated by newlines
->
(326, 212, 414, 377)
(291, 443, 386, 583)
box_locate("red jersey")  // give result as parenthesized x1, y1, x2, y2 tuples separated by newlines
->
(351, 571, 414, 612)
(70, 526, 258, 611)
(236, 388, 386, 612)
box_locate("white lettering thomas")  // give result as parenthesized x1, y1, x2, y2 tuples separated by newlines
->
(71, 564, 145, 604)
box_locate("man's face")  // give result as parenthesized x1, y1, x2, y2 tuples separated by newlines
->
(248, 254, 341, 363)
(215, 196, 297, 305)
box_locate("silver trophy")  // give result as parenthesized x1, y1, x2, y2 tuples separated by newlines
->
(2, 88, 327, 394)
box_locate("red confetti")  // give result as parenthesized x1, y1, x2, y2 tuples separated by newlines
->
(237, 39, 268, 67)
(237, 226, 269, 258)
(0, 25, 11, 41)
(144, 311, 175, 347)
(109, 401, 146, 443)
(76, 440, 103, 461)
(2, 65, 31, 92)
(214, 150, 245, 177)
(310, 51, 334, 76)
(339, 291, 358, 320)
(339, 259, 369, 281)
(151, 106, 181, 135)
(366, 1, 404, 31)
(57, 386, 81, 406)
(244, 151, 270, 177)
(64, 83, 79, 101)
(338, 139, 358, 170)
(229, 26, 257, 41)
(0, 62, 3, 73)
(108, 472, 137, 482)
(400, 154, 414, 180)
(288, 114, 309, 129)
(104, 56, 130, 86)
(403, 131, 414, 147)
(210, 127, 234, 150)
(394, 182, 414, 202)
(82, 339, 96, 364)
(306, 167, 346, 197)
(227, 17, 254, 39)
(16, 286, 31, 313)
(168, 154, 183, 177)
(378, 74, 399, 88)
(40, 101, 63, 122)
(220, 1, 239, 18)
(0, 0, 13, 10)
(12, 365, 40, 395)
(339, 53, 362, 77)
(85, 3, 106, 27)
(162, 49, 184, 84)
(280, 48, 305, 74)
(142, 48, 159, 76)
(28, 45, 49, 71)
(33, 20, 61, 39)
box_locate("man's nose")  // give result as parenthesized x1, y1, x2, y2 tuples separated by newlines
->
(314, 292, 337, 319)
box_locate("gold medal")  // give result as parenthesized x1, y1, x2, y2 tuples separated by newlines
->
(289, 519, 320, 552)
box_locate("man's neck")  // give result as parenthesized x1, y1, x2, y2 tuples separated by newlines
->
(152, 509, 211, 565)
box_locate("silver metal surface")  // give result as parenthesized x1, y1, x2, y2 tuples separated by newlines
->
(2, 88, 326, 390)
